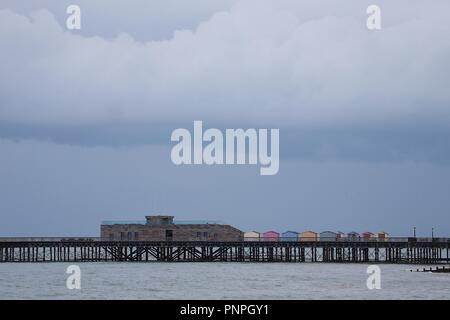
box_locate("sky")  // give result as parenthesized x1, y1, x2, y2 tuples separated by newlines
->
(0, 0, 449, 237)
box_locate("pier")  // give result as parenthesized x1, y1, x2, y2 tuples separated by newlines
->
(0, 237, 449, 263)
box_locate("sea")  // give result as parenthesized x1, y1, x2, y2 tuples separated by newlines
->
(0, 262, 449, 299)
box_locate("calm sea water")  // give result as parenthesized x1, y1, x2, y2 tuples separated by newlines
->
(0, 262, 449, 299)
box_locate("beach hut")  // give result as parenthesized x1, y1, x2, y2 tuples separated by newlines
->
(336, 231, 346, 241)
(362, 232, 375, 241)
(377, 231, 389, 241)
(262, 231, 280, 241)
(244, 231, 260, 241)
(320, 231, 338, 242)
(347, 231, 360, 241)
(281, 231, 299, 241)
(298, 231, 318, 242)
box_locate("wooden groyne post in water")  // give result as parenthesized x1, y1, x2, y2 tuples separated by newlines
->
(411, 265, 450, 272)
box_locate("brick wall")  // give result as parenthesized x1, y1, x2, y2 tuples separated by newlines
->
(101, 224, 243, 241)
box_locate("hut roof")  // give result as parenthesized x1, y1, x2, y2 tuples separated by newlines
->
(263, 230, 280, 234)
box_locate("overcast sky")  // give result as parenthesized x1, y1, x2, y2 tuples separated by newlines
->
(0, 0, 449, 237)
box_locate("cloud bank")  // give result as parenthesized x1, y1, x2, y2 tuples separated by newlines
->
(0, 0, 449, 162)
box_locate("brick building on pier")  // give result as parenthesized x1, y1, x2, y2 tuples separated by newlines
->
(101, 215, 243, 241)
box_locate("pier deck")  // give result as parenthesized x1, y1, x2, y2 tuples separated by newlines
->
(0, 238, 449, 263)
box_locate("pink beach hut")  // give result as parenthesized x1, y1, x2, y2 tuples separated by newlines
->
(262, 231, 280, 241)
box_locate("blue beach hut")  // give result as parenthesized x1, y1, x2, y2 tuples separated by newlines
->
(281, 231, 299, 241)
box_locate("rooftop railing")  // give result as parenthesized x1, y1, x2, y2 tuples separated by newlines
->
(174, 220, 224, 225)
(101, 221, 145, 225)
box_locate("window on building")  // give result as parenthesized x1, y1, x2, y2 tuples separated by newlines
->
(213, 233, 218, 240)
(120, 232, 125, 240)
(109, 233, 114, 240)
(127, 232, 132, 240)
(196, 232, 201, 238)
(134, 232, 139, 240)
(203, 232, 208, 238)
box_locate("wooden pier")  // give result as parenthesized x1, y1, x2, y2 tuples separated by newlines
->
(0, 238, 449, 263)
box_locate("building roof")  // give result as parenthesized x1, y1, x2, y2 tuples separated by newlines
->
(102, 220, 146, 225)
(102, 219, 225, 225)
(145, 215, 174, 218)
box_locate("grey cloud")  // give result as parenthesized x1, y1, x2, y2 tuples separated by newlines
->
(0, 0, 449, 164)
(0, 0, 238, 41)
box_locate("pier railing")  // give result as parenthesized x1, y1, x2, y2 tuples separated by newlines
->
(243, 237, 449, 243)
(0, 237, 100, 242)
(0, 236, 448, 243)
